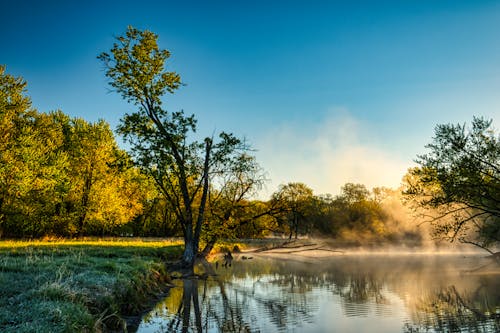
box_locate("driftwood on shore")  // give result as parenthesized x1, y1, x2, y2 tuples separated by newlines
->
(251, 240, 345, 255)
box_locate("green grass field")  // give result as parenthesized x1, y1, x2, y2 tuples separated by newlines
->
(0, 238, 183, 333)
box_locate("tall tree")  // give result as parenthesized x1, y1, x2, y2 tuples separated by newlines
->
(99, 26, 245, 270)
(403, 117, 500, 253)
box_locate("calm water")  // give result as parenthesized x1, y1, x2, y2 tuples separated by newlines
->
(136, 253, 500, 333)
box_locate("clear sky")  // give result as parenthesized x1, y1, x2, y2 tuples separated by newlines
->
(3, 0, 500, 198)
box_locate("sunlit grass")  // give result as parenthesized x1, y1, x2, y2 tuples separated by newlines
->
(0, 237, 183, 248)
(0, 238, 183, 332)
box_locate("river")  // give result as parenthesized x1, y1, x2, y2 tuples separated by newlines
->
(136, 252, 500, 332)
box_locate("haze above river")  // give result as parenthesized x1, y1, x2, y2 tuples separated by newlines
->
(136, 252, 500, 333)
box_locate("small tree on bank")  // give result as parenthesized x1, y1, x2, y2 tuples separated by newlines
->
(99, 27, 246, 270)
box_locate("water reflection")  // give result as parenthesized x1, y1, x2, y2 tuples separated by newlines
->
(137, 254, 500, 333)
(404, 276, 500, 332)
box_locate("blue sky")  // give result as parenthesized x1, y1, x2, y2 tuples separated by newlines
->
(3, 0, 500, 197)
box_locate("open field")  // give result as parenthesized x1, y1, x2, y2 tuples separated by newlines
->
(0, 238, 183, 333)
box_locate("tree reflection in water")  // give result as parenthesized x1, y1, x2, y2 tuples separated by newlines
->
(404, 275, 500, 332)
(167, 278, 202, 333)
(137, 255, 500, 333)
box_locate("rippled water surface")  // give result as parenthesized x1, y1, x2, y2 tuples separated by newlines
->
(136, 253, 500, 333)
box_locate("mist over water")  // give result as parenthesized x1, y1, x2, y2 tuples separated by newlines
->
(135, 252, 500, 333)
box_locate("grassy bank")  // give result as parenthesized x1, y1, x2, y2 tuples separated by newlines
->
(0, 238, 183, 333)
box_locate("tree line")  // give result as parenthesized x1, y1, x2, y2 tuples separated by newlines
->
(0, 63, 418, 245)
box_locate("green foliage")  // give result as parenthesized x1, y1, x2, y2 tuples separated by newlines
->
(0, 68, 69, 237)
(121, 196, 183, 237)
(339, 183, 370, 204)
(403, 117, 500, 251)
(62, 118, 149, 235)
(271, 182, 315, 239)
(0, 66, 152, 238)
(98, 26, 181, 107)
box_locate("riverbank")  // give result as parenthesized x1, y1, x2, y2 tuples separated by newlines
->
(1, 237, 495, 332)
(0, 238, 183, 332)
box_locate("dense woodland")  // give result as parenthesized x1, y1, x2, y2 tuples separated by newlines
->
(1, 27, 499, 257)
(0, 64, 418, 244)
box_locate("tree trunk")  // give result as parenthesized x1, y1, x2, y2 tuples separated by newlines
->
(182, 221, 196, 271)
(78, 171, 93, 235)
(200, 238, 216, 258)
(193, 139, 212, 257)
(293, 215, 299, 239)
(182, 241, 196, 272)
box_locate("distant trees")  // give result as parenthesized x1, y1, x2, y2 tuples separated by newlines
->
(312, 183, 415, 243)
(1, 65, 32, 236)
(0, 67, 70, 237)
(403, 117, 500, 253)
(266, 182, 421, 244)
(271, 183, 314, 239)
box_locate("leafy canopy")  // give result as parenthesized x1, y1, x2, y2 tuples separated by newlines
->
(404, 117, 500, 251)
